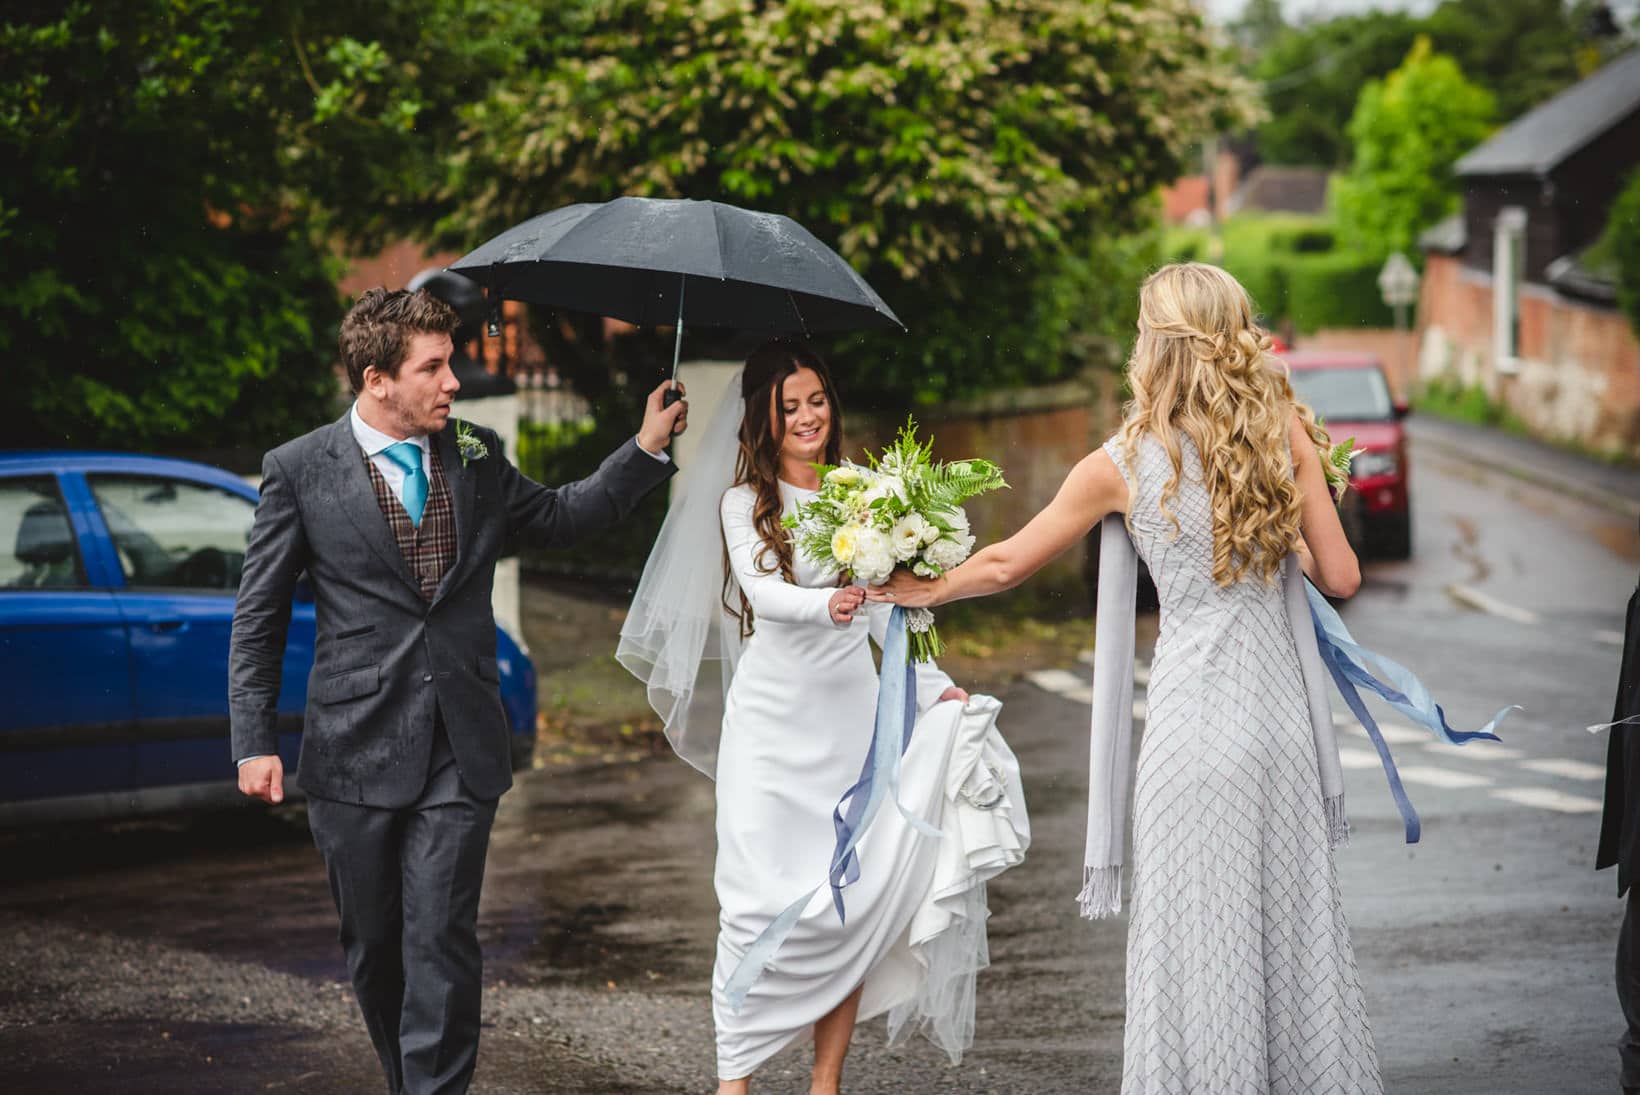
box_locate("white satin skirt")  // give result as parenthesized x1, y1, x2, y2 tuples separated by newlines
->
(711, 693, 1029, 1080)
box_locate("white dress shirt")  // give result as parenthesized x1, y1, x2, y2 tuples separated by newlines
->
(351, 401, 432, 504)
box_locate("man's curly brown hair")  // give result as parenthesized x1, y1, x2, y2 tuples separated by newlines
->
(338, 287, 460, 393)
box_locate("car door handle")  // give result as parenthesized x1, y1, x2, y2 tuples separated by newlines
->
(147, 619, 187, 633)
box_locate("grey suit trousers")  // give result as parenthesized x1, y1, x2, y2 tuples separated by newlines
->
(307, 709, 497, 1095)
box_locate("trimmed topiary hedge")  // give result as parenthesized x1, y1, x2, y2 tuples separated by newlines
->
(1285, 251, 1398, 333)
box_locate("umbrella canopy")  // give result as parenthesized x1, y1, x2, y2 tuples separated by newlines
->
(448, 197, 903, 336)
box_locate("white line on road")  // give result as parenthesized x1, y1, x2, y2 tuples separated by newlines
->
(1490, 787, 1603, 813)
(1445, 583, 1541, 625)
(1025, 669, 1085, 694)
(1339, 747, 1384, 770)
(1337, 719, 1427, 745)
(1518, 758, 1607, 782)
(1396, 766, 1494, 789)
(1422, 742, 1525, 761)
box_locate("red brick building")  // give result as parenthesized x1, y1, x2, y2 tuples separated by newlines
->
(1416, 49, 1640, 457)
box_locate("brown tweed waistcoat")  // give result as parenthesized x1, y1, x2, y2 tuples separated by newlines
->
(364, 448, 456, 600)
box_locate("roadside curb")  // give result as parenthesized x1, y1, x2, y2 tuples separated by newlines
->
(1411, 423, 1640, 522)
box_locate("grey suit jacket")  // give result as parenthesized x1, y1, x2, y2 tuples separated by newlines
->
(229, 413, 674, 807)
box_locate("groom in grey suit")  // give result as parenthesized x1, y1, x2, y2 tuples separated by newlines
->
(229, 287, 686, 1094)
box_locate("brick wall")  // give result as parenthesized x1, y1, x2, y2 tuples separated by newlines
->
(847, 370, 1125, 586)
(1416, 254, 1640, 457)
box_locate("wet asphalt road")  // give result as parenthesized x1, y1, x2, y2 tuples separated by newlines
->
(1, 417, 1635, 1095)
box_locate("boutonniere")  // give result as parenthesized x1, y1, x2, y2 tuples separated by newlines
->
(455, 420, 489, 468)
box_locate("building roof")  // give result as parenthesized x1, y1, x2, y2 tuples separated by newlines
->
(1456, 49, 1640, 178)
(1228, 166, 1330, 216)
(1418, 214, 1466, 255)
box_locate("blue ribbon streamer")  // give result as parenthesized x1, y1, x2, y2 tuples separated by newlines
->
(721, 606, 937, 1013)
(1305, 581, 1516, 844)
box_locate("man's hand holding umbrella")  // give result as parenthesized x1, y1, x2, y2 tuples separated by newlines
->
(637, 378, 688, 454)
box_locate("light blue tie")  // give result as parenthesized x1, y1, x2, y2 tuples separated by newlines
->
(382, 441, 428, 528)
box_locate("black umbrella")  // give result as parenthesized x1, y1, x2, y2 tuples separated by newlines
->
(448, 197, 904, 399)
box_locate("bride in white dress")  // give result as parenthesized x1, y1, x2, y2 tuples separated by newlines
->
(619, 340, 1029, 1094)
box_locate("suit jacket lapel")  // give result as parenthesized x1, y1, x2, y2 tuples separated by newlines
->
(325, 414, 421, 597)
(431, 424, 477, 605)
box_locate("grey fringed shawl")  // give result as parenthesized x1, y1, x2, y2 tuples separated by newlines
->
(1078, 515, 1348, 919)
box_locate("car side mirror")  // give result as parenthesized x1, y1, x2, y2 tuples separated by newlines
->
(1393, 402, 1412, 420)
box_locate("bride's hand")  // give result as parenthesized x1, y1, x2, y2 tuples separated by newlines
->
(828, 585, 866, 625)
(863, 568, 946, 609)
(937, 686, 970, 704)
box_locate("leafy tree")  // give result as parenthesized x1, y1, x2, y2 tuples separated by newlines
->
(1605, 168, 1640, 339)
(1251, 11, 1428, 167)
(3, 1, 541, 450)
(1250, 1, 1622, 168)
(1228, 0, 1289, 57)
(445, 0, 1258, 405)
(1424, 0, 1617, 122)
(1329, 38, 1495, 259)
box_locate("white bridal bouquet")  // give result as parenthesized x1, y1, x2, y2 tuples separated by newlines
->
(783, 418, 1007, 662)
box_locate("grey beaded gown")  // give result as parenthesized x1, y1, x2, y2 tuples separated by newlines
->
(1104, 432, 1382, 1095)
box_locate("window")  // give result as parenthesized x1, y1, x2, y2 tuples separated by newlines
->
(1287, 368, 1395, 422)
(87, 475, 255, 592)
(0, 477, 86, 590)
(1493, 206, 1526, 375)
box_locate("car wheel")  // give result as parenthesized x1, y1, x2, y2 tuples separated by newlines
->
(1339, 491, 1367, 557)
(1372, 511, 1413, 560)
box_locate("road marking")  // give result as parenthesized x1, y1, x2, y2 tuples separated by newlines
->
(1396, 765, 1493, 789)
(1491, 787, 1603, 813)
(1026, 669, 1085, 694)
(1077, 650, 1152, 686)
(1518, 758, 1606, 782)
(1422, 742, 1525, 761)
(1445, 583, 1541, 625)
(1338, 747, 1383, 770)
(1337, 719, 1427, 745)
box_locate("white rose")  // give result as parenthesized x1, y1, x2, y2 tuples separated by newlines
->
(861, 474, 908, 507)
(851, 527, 897, 585)
(922, 535, 971, 571)
(890, 514, 930, 561)
(936, 505, 971, 536)
(825, 464, 864, 488)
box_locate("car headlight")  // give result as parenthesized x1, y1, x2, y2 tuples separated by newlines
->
(1350, 449, 1399, 478)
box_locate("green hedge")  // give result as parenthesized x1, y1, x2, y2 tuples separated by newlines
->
(1160, 214, 1403, 333)
(1285, 251, 1398, 333)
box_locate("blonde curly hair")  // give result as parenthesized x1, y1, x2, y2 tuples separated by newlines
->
(1118, 262, 1330, 587)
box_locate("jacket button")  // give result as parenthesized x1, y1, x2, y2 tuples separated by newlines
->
(422, 674, 433, 683)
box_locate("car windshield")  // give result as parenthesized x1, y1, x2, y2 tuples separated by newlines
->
(1288, 366, 1394, 421)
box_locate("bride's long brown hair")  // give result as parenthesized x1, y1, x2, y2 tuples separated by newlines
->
(723, 339, 844, 637)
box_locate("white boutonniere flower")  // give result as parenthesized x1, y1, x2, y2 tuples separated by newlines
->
(455, 420, 489, 468)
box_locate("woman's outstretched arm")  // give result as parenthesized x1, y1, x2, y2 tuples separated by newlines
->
(866, 449, 1129, 609)
(1290, 413, 1362, 599)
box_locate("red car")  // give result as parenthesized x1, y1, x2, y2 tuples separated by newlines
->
(1283, 351, 1412, 559)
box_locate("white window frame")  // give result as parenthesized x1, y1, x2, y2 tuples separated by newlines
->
(1492, 206, 1527, 377)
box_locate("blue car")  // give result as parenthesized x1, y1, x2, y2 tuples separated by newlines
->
(0, 451, 537, 825)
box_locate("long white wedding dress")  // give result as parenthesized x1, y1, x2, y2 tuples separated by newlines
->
(712, 481, 1030, 1081)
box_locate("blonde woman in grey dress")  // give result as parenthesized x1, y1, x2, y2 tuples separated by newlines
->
(873, 262, 1383, 1093)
